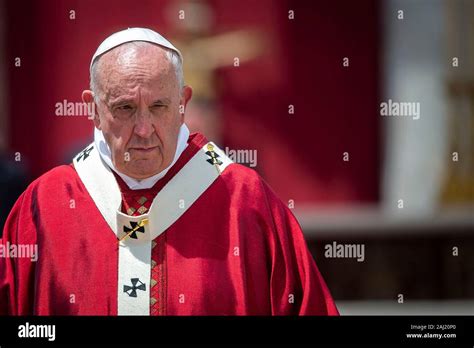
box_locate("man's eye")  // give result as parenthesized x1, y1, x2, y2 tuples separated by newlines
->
(151, 104, 166, 108)
(117, 105, 133, 111)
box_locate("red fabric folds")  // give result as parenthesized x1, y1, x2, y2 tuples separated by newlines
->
(0, 133, 338, 315)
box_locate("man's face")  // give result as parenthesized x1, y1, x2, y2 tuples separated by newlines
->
(83, 43, 191, 179)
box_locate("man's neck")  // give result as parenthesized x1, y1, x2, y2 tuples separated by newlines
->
(94, 124, 190, 190)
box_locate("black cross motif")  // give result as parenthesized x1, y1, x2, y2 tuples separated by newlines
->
(123, 278, 146, 297)
(123, 221, 145, 239)
(76, 145, 93, 162)
(206, 150, 223, 166)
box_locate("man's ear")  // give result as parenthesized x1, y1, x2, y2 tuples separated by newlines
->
(82, 90, 101, 129)
(179, 86, 193, 123)
(182, 85, 193, 106)
(179, 85, 193, 121)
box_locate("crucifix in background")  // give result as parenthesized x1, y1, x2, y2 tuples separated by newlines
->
(165, 0, 267, 143)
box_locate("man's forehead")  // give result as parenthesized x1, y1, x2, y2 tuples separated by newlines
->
(90, 27, 182, 72)
(101, 42, 168, 64)
(95, 42, 166, 74)
(96, 41, 176, 82)
(96, 45, 176, 90)
(102, 74, 176, 103)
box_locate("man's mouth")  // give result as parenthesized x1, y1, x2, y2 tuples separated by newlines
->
(130, 146, 159, 153)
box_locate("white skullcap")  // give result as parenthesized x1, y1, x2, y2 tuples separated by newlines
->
(90, 27, 183, 71)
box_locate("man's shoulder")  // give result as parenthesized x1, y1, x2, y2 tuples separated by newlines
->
(220, 163, 274, 199)
(223, 163, 262, 185)
(27, 164, 79, 191)
(7, 164, 80, 213)
(222, 163, 287, 206)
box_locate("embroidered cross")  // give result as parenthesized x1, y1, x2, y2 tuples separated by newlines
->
(123, 278, 146, 297)
(205, 144, 222, 174)
(76, 145, 93, 162)
(121, 219, 148, 241)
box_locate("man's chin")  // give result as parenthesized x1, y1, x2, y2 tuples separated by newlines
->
(123, 159, 169, 180)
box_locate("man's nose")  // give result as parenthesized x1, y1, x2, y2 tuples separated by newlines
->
(133, 110, 154, 138)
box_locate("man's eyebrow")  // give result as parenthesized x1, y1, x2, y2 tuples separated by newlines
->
(106, 97, 172, 107)
(151, 98, 171, 105)
(108, 97, 135, 107)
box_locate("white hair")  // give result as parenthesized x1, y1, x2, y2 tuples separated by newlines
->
(89, 41, 184, 102)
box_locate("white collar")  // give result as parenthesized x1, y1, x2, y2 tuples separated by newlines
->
(94, 124, 190, 190)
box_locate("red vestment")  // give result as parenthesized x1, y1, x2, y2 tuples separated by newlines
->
(0, 133, 338, 315)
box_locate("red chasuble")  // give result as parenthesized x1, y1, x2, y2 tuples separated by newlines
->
(0, 133, 338, 315)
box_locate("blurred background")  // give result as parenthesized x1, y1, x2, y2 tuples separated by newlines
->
(0, 0, 472, 314)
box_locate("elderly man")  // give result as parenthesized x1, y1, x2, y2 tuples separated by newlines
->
(0, 28, 338, 316)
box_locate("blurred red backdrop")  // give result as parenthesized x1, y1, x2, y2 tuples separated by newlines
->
(4, 0, 380, 205)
